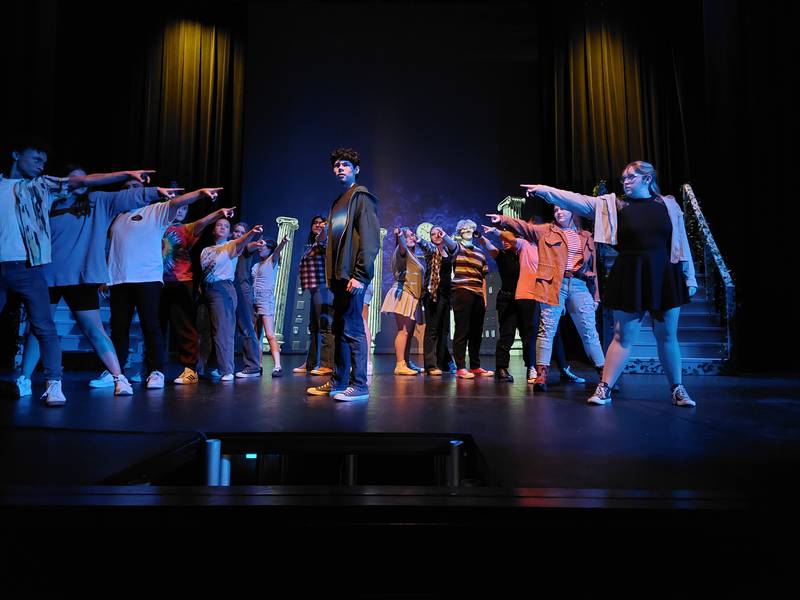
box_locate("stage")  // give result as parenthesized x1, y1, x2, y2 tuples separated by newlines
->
(1, 356, 796, 590)
(3, 356, 798, 491)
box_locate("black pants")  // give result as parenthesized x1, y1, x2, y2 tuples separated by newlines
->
(111, 281, 165, 375)
(451, 288, 485, 370)
(422, 293, 453, 370)
(160, 280, 199, 369)
(496, 291, 526, 369)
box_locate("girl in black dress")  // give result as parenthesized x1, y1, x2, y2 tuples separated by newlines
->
(521, 161, 697, 407)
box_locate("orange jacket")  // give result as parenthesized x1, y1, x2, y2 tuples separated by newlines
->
(500, 216, 599, 307)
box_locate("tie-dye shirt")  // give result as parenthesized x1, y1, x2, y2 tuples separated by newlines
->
(162, 222, 199, 282)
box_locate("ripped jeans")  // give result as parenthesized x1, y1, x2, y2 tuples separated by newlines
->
(536, 276, 605, 368)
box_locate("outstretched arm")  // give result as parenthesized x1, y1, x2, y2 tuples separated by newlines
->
(167, 187, 223, 221)
(46, 169, 156, 192)
(232, 224, 264, 254)
(486, 214, 541, 243)
(519, 184, 597, 217)
(271, 235, 290, 261)
(190, 206, 236, 235)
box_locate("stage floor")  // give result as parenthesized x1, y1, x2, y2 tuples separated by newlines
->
(3, 355, 799, 494)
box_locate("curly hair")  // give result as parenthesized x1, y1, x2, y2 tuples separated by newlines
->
(330, 147, 360, 168)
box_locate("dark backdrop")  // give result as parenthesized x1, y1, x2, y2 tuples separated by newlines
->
(2, 1, 795, 368)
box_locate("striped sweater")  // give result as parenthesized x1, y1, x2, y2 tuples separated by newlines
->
(451, 243, 488, 296)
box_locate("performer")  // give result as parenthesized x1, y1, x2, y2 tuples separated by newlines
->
(20, 165, 178, 397)
(488, 207, 605, 391)
(522, 160, 697, 406)
(252, 236, 289, 377)
(293, 215, 334, 376)
(381, 227, 427, 376)
(200, 218, 264, 381)
(161, 203, 236, 385)
(478, 227, 524, 382)
(450, 219, 493, 379)
(2, 136, 154, 405)
(420, 225, 458, 376)
(231, 221, 264, 378)
(108, 183, 223, 389)
(306, 148, 380, 402)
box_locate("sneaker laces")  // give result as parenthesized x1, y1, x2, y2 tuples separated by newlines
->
(593, 382, 610, 399)
(40, 380, 61, 400)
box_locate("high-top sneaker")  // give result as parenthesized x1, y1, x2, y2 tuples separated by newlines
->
(533, 365, 549, 392)
(587, 382, 613, 405)
(526, 367, 537, 384)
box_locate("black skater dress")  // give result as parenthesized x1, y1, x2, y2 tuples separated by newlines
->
(603, 197, 689, 313)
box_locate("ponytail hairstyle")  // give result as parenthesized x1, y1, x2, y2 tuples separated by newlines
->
(623, 160, 662, 197)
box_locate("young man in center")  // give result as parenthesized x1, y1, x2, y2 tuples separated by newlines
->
(307, 148, 380, 402)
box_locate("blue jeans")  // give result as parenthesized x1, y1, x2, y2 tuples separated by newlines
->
(0, 261, 62, 380)
(331, 279, 368, 391)
(537, 276, 605, 367)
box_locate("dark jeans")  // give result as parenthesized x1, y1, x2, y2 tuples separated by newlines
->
(234, 280, 261, 371)
(306, 286, 334, 370)
(451, 287, 485, 370)
(0, 261, 62, 380)
(330, 279, 367, 391)
(160, 280, 198, 369)
(110, 281, 165, 375)
(422, 293, 453, 370)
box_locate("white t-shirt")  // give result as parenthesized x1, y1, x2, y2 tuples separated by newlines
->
(0, 178, 29, 262)
(108, 201, 173, 285)
(201, 240, 241, 283)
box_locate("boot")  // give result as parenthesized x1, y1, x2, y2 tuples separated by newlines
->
(534, 364, 549, 392)
(394, 360, 419, 376)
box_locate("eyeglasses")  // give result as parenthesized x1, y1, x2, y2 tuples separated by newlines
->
(620, 174, 642, 184)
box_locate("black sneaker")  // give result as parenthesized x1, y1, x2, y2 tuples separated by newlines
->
(235, 367, 262, 378)
(494, 368, 514, 382)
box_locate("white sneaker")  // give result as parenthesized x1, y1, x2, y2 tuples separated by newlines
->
(146, 370, 165, 389)
(114, 374, 133, 396)
(89, 370, 115, 388)
(173, 367, 199, 385)
(220, 373, 234, 381)
(42, 379, 66, 406)
(671, 384, 696, 407)
(15, 375, 32, 397)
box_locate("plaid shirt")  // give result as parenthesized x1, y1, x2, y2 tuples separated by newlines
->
(299, 242, 327, 290)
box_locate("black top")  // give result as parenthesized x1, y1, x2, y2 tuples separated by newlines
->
(494, 249, 520, 295)
(604, 196, 688, 312)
